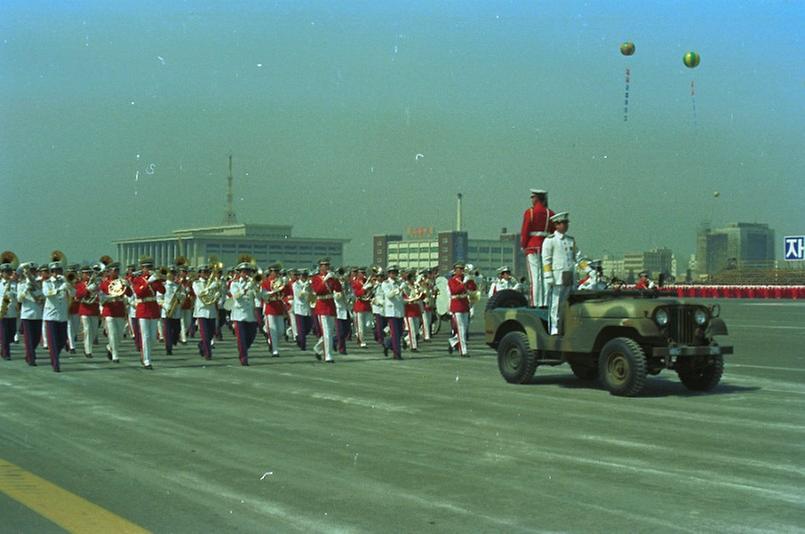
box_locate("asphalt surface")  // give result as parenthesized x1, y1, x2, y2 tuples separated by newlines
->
(1, 299, 804, 533)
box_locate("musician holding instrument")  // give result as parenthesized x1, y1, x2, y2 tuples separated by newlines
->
(402, 270, 424, 352)
(99, 262, 131, 363)
(381, 265, 405, 360)
(333, 267, 352, 355)
(131, 257, 165, 370)
(179, 264, 195, 343)
(283, 269, 298, 344)
(260, 264, 285, 357)
(0, 260, 20, 361)
(291, 269, 313, 351)
(351, 267, 373, 349)
(75, 265, 102, 358)
(447, 262, 476, 357)
(192, 264, 220, 360)
(311, 257, 340, 363)
(370, 268, 387, 347)
(17, 263, 47, 366)
(42, 261, 75, 372)
(229, 262, 260, 366)
(160, 267, 184, 356)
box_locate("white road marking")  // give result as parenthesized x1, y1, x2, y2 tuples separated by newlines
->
(731, 364, 805, 372)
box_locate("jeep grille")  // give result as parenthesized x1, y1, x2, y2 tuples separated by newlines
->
(667, 307, 696, 344)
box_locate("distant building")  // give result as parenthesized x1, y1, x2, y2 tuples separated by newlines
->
(374, 229, 525, 277)
(114, 224, 349, 269)
(696, 223, 775, 278)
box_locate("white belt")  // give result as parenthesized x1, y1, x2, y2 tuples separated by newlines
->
(529, 231, 549, 237)
(451, 294, 469, 300)
(316, 295, 334, 300)
(135, 297, 157, 304)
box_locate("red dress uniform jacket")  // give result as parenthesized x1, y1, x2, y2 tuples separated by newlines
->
(448, 275, 477, 313)
(75, 281, 100, 316)
(181, 280, 194, 310)
(311, 273, 341, 316)
(131, 275, 165, 319)
(262, 276, 286, 316)
(100, 277, 132, 317)
(520, 204, 556, 254)
(352, 277, 373, 313)
(404, 289, 423, 318)
(282, 280, 294, 309)
(68, 293, 80, 315)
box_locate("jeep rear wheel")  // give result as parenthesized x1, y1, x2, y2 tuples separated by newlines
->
(497, 331, 538, 384)
(599, 337, 647, 396)
(677, 355, 724, 391)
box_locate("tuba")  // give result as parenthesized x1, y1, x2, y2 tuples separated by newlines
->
(1, 250, 19, 270)
(107, 278, 127, 298)
(51, 250, 67, 268)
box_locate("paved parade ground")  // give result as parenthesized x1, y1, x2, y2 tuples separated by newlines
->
(1, 299, 804, 533)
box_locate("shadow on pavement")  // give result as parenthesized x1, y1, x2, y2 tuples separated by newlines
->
(526, 373, 761, 398)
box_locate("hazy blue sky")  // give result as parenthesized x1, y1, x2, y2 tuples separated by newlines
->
(2, 0, 803, 266)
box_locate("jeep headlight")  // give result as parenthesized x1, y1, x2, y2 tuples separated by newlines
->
(655, 308, 669, 327)
(694, 309, 708, 325)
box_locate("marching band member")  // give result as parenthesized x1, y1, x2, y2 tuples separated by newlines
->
(0, 262, 20, 360)
(161, 267, 184, 355)
(99, 263, 130, 363)
(131, 257, 165, 369)
(542, 212, 577, 336)
(261, 264, 285, 357)
(229, 262, 260, 366)
(311, 258, 340, 363)
(381, 265, 405, 359)
(75, 265, 101, 358)
(65, 265, 80, 354)
(402, 270, 423, 352)
(178, 264, 193, 343)
(42, 262, 74, 372)
(447, 262, 476, 357)
(577, 260, 606, 291)
(126, 266, 141, 352)
(333, 267, 351, 355)
(17, 264, 47, 366)
(292, 269, 312, 350)
(192, 265, 219, 360)
(284, 269, 298, 343)
(488, 266, 521, 297)
(371, 268, 386, 346)
(520, 189, 555, 308)
(351, 267, 373, 349)
(419, 267, 438, 342)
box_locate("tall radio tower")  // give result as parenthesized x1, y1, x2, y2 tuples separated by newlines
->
(222, 154, 238, 225)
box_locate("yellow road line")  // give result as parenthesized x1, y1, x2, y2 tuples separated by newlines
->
(0, 458, 150, 534)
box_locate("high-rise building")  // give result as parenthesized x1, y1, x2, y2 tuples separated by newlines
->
(696, 223, 775, 277)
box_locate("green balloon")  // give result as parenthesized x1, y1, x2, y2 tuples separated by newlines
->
(620, 42, 635, 56)
(683, 51, 701, 68)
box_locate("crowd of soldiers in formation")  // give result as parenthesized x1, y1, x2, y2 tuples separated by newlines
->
(0, 251, 527, 372)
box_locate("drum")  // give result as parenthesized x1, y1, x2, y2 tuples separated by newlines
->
(435, 276, 450, 317)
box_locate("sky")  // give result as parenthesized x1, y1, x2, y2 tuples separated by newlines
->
(1, 0, 803, 266)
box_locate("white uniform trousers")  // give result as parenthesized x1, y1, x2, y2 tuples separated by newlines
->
(449, 312, 470, 356)
(265, 314, 285, 355)
(41, 321, 48, 349)
(313, 314, 335, 362)
(138, 318, 158, 366)
(105, 317, 125, 361)
(525, 252, 547, 308)
(288, 309, 298, 340)
(180, 309, 192, 342)
(355, 311, 372, 347)
(421, 310, 432, 341)
(67, 314, 80, 350)
(404, 316, 420, 350)
(80, 316, 99, 355)
(547, 284, 571, 335)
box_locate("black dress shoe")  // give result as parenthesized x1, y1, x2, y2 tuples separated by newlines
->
(325, 359, 335, 364)
(383, 346, 389, 357)
(142, 364, 154, 370)
(314, 353, 322, 361)
(166, 349, 173, 355)
(70, 348, 76, 354)
(53, 367, 61, 373)
(1, 356, 10, 361)
(241, 361, 249, 366)
(85, 353, 93, 359)
(447, 343, 454, 354)
(106, 349, 113, 360)
(28, 361, 37, 367)
(113, 359, 120, 364)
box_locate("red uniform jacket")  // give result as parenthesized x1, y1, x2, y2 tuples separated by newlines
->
(311, 273, 341, 316)
(404, 286, 423, 318)
(75, 281, 101, 316)
(521, 204, 555, 254)
(181, 280, 194, 310)
(282, 280, 294, 309)
(352, 276, 373, 313)
(448, 275, 477, 313)
(262, 276, 286, 316)
(131, 275, 165, 319)
(100, 277, 132, 317)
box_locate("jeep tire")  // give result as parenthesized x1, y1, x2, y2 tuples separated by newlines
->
(486, 289, 528, 312)
(599, 337, 647, 396)
(677, 354, 724, 391)
(497, 331, 538, 384)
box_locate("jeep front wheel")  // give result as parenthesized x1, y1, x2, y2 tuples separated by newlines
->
(599, 337, 647, 396)
(677, 355, 724, 391)
(497, 331, 538, 384)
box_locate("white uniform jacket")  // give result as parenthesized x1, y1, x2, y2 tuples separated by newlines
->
(381, 279, 404, 318)
(229, 278, 258, 323)
(542, 232, 578, 287)
(18, 279, 45, 320)
(42, 277, 74, 322)
(192, 278, 220, 319)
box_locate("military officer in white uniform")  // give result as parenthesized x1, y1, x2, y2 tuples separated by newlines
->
(160, 267, 184, 355)
(42, 262, 75, 372)
(18, 264, 46, 365)
(193, 265, 220, 360)
(381, 265, 405, 359)
(542, 212, 578, 335)
(292, 269, 312, 350)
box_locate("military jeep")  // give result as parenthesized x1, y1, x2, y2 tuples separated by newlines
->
(484, 289, 733, 396)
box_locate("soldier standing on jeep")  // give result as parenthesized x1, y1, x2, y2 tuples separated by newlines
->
(520, 189, 555, 308)
(542, 212, 577, 335)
